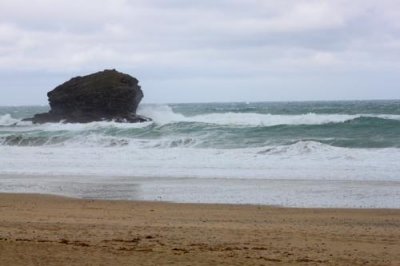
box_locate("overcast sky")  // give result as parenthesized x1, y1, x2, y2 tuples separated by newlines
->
(0, 0, 399, 105)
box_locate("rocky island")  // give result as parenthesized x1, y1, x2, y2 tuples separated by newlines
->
(25, 69, 151, 123)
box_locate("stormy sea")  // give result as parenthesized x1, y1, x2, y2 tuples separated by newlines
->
(1, 100, 400, 208)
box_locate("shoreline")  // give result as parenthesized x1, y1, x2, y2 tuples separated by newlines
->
(2, 191, 400, 210)
(1, 193, 399, 265)
(1, 174, 400, 208)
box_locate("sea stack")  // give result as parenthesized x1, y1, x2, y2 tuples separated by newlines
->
(26, 69, 151, 123)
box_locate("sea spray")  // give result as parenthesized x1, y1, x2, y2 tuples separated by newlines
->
(0, 101, 400, 177)
(1, 101, 400, 207)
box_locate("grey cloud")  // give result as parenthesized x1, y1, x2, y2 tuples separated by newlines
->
(0, 0, 399, 104)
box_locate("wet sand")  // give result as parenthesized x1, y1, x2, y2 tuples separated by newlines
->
(0, 193, 399, 265)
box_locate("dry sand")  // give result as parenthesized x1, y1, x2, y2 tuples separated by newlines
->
(0, 193, 399, 265)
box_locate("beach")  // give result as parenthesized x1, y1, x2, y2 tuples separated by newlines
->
(0, 193, 399, 265)
(1, 0, 400, 263)
(1, 102, 400, 265)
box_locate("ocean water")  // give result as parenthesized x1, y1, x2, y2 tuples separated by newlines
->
(1, 101, 400, 207)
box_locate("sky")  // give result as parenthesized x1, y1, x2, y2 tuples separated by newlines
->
(0, 0, 399, 105)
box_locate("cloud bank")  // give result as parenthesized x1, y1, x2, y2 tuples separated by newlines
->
(0, 0, 399, 104)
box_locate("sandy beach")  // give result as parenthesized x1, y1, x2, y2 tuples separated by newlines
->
(0, 193, 399, 265)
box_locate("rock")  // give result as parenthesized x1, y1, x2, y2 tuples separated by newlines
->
(25, 69, 151, 123)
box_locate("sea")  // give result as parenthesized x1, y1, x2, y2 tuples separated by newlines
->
(1, 100, 400, 208)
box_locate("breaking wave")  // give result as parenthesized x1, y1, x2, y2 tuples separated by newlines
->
(138, 105, 400, 127)
(1, 104, 400, 149)
(1, 101, 400, 186)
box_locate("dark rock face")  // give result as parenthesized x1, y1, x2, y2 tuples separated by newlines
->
(26, 69, 151, 123)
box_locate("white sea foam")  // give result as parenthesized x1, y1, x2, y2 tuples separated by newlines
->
(0, 114, 24, 126)
(1, 103, 400, 207)
(35, 120, 153, 132)
(1, 141, 400, 208)
(1, 140, 399, 182)
(2, 106, 400, 129)
(138, 105, 400, 127)
(0, 114, 153, 130)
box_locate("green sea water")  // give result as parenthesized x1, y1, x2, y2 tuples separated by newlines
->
(1, 100, 400, 148)
(1, 100, 400, 207)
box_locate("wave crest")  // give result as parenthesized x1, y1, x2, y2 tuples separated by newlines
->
(257, 141, 337, 156)
(139, 105, 400, 127)
(0, 114, 25, 126)
(3, 106, 400, 128)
